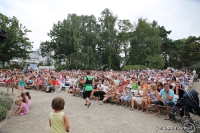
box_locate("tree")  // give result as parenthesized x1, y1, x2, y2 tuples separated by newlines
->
(99, 8, 120, 70)
(128, 18, 164, 69)
(117, 19, 134, 66)
(0, 13, 32, 67)
(40, 14, 101, 70)
(157, 24, 173, 68)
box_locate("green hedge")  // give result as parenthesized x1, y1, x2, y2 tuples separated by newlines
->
(0, 106, 8, 121)
(122, 65, 147, 71)
(0, 99, 12, 110)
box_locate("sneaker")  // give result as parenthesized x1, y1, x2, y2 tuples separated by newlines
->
(111, 102, 115, 105)
(87, 103, 91, 108)
(99, 101, 103, 105)
(95, 101, 98, 103)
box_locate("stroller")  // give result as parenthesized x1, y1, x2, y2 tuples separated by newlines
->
(169, 98, 187, 123)
(181, 89, 200, 133)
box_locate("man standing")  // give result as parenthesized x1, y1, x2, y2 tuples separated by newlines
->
(79, 70, 94, 108)
(154, 83, 175, 120)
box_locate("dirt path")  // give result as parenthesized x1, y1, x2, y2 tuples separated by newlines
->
(0, 82, 199, 133)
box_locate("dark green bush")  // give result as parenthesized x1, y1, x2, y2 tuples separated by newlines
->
(122, 65, 147, 71)
(0, 99, 12, 110)
(0, 106, 8, 121)
(0, 92, 13, 104)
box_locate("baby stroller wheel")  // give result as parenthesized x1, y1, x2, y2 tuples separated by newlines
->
(181, 116, 192, 124)
(182, 122, 196, 133)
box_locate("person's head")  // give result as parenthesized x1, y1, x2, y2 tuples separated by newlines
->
(131, 76, 136, 81)
(86, 70, 90, 75)
(167, 78, 172, 85)
(178, 78, 183, 82)
(147, 86, 151, 92)
(15, 99, 22, 106)
(175, 81, 180, 87)
(21, 92, 25, 98)
(150, 84, 157, 91)
(163, 83, 169, 91)
(126, 78, 131, 83)
(20, 74, 24, 78)
(110, 80, 115, 85)
(119, 81, 123, 86)
(51, 97, 65, 111)
(25, 91, 31, 99)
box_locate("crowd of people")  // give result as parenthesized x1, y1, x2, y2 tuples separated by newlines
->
(0, 68, 197, 120)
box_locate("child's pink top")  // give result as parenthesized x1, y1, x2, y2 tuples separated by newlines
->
(25, 96, 31, 108)
(20, 102, 28, 115)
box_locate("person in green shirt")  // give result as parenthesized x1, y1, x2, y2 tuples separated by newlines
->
(79, 70, 94, 108)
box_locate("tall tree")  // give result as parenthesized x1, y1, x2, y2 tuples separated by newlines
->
(99, 8, 120, 70)
(117, 19, 134, 66)
(128, 18, 164, 69)
(0, 13, 32, 66)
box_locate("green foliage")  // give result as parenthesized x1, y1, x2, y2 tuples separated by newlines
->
(0, 92, 13, 110)
(0, 106, 8, 121)
(45, 58, 51, 66)
(0, 99, 11, 110)
(128, 18, 164, 69)
(0, 13, 33, 66)
(37, 62, 43, 67)
(122, 65, 147, 71)
(55, 65, 68, 71)
(40, 8, 200, 70)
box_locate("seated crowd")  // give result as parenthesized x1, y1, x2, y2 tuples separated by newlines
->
(0, 68, 196, 120)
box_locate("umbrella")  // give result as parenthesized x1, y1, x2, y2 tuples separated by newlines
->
(0, 28, 8, 43)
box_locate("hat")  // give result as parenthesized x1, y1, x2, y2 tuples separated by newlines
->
(126, 78, 131, 81)
(166, 78, 171, 81)
(126, 84, 132, 88)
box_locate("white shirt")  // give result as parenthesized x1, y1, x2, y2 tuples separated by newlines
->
(97, 84, 105, 92)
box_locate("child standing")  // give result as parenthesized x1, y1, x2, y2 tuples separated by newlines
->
(49, 97, 70, 133)
(25, 92, 31, 108)
(18, 74, 25, 97)
(13, 99, 28, 116)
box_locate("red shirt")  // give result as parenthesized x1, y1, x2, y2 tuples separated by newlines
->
(52, 79, 60, 86)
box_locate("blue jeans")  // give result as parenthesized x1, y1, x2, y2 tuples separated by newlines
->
(154, 100, 175, 107)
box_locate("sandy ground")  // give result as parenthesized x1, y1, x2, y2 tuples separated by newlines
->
(0, 81, 199, 133)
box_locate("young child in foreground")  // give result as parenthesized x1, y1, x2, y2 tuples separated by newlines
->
(49, 97, 70, 133)
(13, 99, 28, 116)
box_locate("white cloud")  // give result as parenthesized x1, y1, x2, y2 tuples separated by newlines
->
(0, 0, 200, 50)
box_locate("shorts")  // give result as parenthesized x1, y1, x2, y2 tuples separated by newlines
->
(154, 100, 175, 107)
(18, 86, 24, 90)
(123, 96, 131, 101)
(83, 91, 92, 99)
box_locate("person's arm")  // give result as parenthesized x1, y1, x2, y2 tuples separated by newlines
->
(63, 113, 70, 132)
(181, 85, 185, 91)
(165, 90, 173, 101)
(49, 119, 51, 127)
(156, 92, 164, 104)
(79, 78, 86, 84)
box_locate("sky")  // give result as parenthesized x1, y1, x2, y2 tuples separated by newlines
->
(0, 0, 200, 50)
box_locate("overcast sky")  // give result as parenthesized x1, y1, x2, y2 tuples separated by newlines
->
(0, 0, 200, 50)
